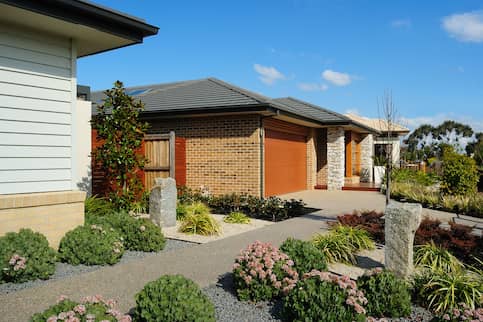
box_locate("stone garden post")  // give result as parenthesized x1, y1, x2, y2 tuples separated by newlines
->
(149, 177, 177, 227)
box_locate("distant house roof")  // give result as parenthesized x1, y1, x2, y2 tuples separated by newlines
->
(0, 0, 159, 57)
(345, 113, 409, 135)
(92, 78, 378, 133)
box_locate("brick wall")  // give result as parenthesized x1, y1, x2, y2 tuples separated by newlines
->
(149, 115, 262, 196)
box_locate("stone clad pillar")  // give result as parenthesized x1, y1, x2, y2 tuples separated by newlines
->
(360, 134, 374, 183)
(327, 127, 345, 190)
(384, 201, 422, 278)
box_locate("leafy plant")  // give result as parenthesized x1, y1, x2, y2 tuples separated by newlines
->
(185, 201, 210, 216)
(84, 195, 116, 221)
(441, 151, 479, 196)
(357, 268, 411, 318)
(179, 213, 221, 236)
(337, 210, 385, 244)
(311, 232, 356, 264)
(391, 168, 440, 186)
(223, 211, 251, 224)
(330, 225, 375, 251)
(87, 211, 165, 252)
(413, 269, 482, 314)
(0, 229, 56, 283)
(432, 302, 483, 322)
(134, 275, 215, 322)
(279, 238, 327, 275)
(414, 242, 464, 273)
(91, 80, 149, 210)
(31, 294, 130, 322)
(58, 225, 124, 265)
(282, 270, 367, 322)
(176, 203, 189, 220)
(232, 241, 298, 302)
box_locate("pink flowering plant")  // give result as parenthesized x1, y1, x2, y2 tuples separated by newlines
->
(357, 268, 412, 318)
(282, 270, 367, 322)
(0, 229, 56, 283)
(31, 294, 131, 322)
(232, 241, 299, 302)
(58, 224, 124, 266)
(436, 303, 483, 321)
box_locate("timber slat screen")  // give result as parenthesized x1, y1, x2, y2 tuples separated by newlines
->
(144, 132, 175, 191)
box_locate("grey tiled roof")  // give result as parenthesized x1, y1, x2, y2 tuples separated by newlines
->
(272, 97, 349, 123)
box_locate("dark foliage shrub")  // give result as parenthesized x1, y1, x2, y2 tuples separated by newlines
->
(58, 225, 124, 265)
(279, 238, 327, 275)
(232, 241, 298, 302)
(441, 152, 479, 196)
(357, 268, 411, 318)
(134, 275, 215, 322)
(282, 270, 367, 322)
(31, 295, 130, 321)
(337, 210, 385, 243)
(0, 229, 56, 283)
(87, 211, 165, 252)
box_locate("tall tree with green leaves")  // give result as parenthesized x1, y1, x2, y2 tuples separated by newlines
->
(91, 81, 149, 210)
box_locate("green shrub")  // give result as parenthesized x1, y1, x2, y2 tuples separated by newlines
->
(412, 269, 482, 314)
(179, 213, 221, 236)
(84, 195, 116, 221)
(134, 274, 215, 322)
(282, 270, 366, 322)
(58, 225, 124, 265)
(0, 229, 56, 283)
(279, 238, 327, 275)
(31, 294, 129, 321)
(312, 232, 356, 264)
(232, 241, 298, 302)
(223, 211, 251, 224)
(331, 225, 375, 251)
(391, 168, 440, 186)
(88, 212, 165, 252)
(414, 242, 464, 273)
(177, 203, 188, 220)
(441, 152, 479, 196)
(357, 268, 411, 318)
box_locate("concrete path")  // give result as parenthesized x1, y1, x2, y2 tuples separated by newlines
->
(1, 190, 480, 321)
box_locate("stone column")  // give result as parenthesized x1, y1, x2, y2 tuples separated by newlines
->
(306, 128, 317, 190)
(360, 134, 374, 182)
(327, 127, 345, 190)
(149, 177, 177, 227)
(384, 201, 422, 278)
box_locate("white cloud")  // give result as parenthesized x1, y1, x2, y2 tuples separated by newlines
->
(345, 108, 360, 115)
(253, 64, 286, 85)
(442, 11, 483, 42)
(391, 19, 412, 28)
(297, 82, 328, 92)
(322, 69, 352, 86)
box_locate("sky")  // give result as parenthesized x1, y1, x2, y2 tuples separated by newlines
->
(78, 0, 483, 133)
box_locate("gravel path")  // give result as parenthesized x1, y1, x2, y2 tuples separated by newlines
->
(0, 239, 196, 295)
(202, 274, 434, 322)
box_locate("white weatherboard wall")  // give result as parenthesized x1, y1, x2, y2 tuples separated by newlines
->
(0, 26, 77, 194)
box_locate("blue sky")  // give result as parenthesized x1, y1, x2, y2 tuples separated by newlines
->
(78, 0, 483, 132)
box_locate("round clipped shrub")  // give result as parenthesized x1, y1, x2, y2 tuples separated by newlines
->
(31, 294, 130, 322)
(134, 274, 215, 322)
(58, 225, 124, 265)
(283, 270, 367, 322)
(88, 212, 165, 252)
(232, 241, 298, 302)
(357, 268, 411, 318)
(0, 229, 56, 283)
(279, 238, 327, 275)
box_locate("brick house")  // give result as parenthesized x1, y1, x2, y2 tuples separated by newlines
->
(92, 78, 379, 197)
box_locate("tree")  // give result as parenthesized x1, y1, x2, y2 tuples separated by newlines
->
(466, 132, 483, 169)
(91, 81, 149, 210)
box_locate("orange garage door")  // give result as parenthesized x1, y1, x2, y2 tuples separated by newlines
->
(264, 129, 307, 196)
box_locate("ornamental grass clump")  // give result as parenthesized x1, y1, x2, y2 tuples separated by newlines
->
(134, 275, 215, 322)
(0, 229, 56, 283)
(331, 224, 375, 251)
(31, 294, 131, 322)
(232, 241, 299, 302)
(58, 225, 124, 265)
(88, 211, 165, 252)
(414, 242, 464, 273)
(179, 213, 221, 236)
(223, 211, 251, 224)
(279, 238, 327, 275)
(282, 270, 367, 322)
(311, 232, 356, 264)
(357, 268, 412, 318)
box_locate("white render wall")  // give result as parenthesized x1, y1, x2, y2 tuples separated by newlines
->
(75, 100, 92, 195)
(0, 26, 77, 194)
(375, 136, 401, 166)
